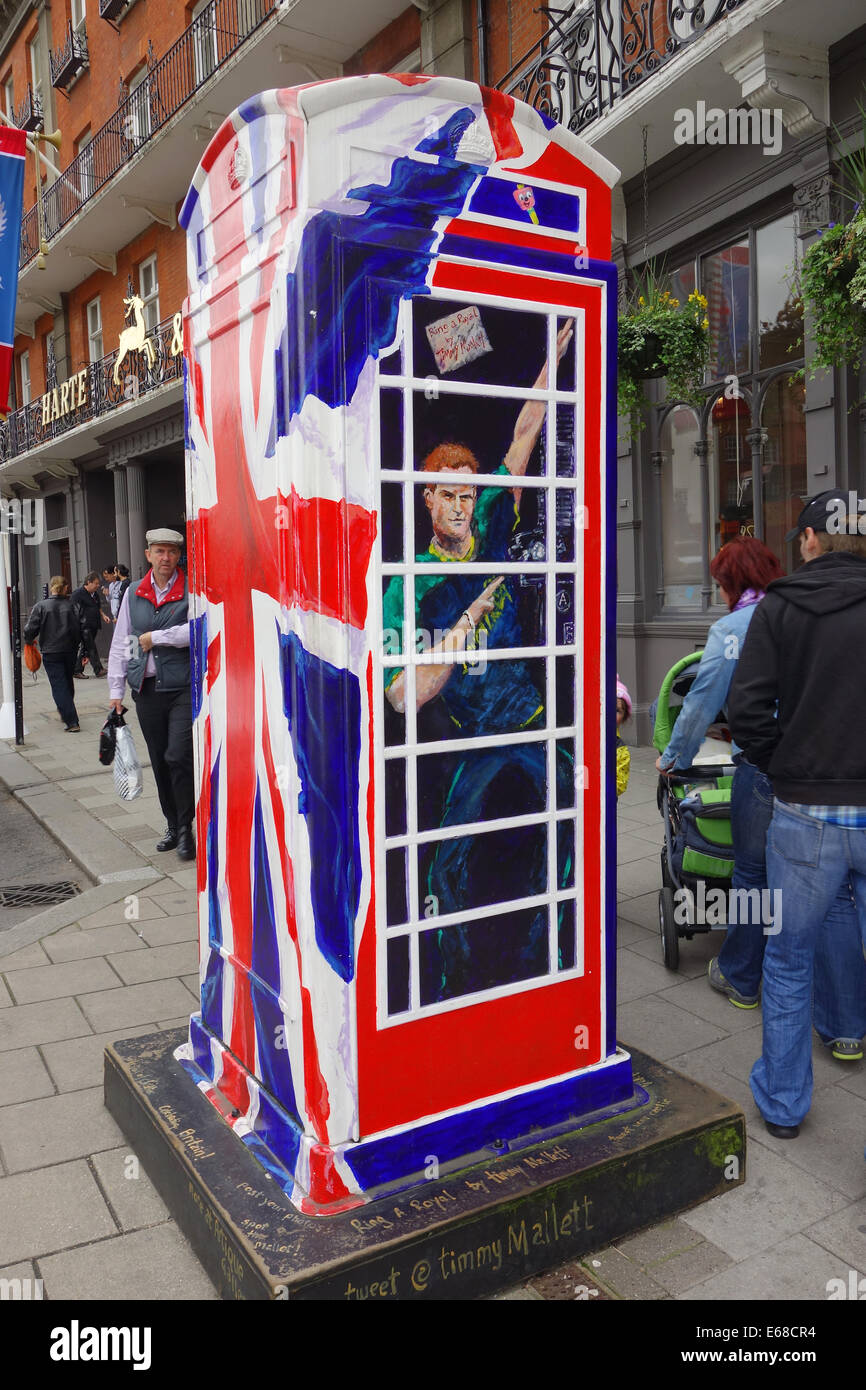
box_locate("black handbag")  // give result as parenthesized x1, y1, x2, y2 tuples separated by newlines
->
(99, 707, 127, 766)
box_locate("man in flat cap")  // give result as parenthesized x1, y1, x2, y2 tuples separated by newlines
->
(729, 488, 866, 1139)
(107, 529, 195, 861)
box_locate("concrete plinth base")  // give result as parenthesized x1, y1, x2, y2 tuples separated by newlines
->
(104, 1029, 745, 1301)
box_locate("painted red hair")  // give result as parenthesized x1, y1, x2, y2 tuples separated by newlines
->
(710, 535, 784, 609)
(421, 443, 480, 474)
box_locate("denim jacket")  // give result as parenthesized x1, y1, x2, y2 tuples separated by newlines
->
(659, 604, 760, 772)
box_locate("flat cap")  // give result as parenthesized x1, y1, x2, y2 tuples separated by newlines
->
(145, 527, 185, 547)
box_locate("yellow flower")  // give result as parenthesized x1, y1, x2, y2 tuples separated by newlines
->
(702, 317, 709, 330)
(638, 296, 645, 306)
(671, 298, 679, 307)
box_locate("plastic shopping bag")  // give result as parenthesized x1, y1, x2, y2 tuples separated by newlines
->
(113, 723, 143, 801)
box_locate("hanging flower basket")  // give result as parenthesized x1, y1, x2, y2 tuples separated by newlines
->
(617, 270, 710, 424)
(799, 211, 866, 374)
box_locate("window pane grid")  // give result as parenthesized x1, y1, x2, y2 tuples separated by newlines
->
(378, 296, 584, 1022)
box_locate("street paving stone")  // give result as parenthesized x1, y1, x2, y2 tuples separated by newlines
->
(38, 1223, 220, 1301)
(0, 1161, 117, 1264)
(107, 941, 198, 985)
(0, 998, 91, 1052)
(40, 1025, 156, 1094)
(0, 1046, 55, 1106)
(77, 979, 199, 1032)
(0, 1086, 125, 1172)
(676, 1232, 863, 1302)
(42, 922, 148, 963)
(4, 956, 122, 1005)
(91, 1147, 171, 1230)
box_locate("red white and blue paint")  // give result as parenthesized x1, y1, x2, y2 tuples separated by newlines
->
(176, 74, 638, 1213)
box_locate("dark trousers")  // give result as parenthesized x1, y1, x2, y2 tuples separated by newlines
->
(42, 653, 79, 727)
(75, 629, 104, 675)
(132, 680, 194, 829)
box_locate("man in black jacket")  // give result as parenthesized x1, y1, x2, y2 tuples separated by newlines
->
(24, 576, 86, 731)
(71, 571, 109, 677)
(729, 489, 866, 1139)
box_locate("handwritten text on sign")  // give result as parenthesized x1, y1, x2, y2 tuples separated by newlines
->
(425, 306, 492, 374)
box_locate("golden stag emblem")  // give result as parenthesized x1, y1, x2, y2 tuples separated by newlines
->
(113, 294, 157, 385)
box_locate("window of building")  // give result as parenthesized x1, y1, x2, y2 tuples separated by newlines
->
(192, 0, 217, 84)
(29, 40, 42, 104)
(19, 351, 31, 407)
(655, 212, 805, 603)
(86, 297, 103, 363)
(4, 76, 13, 120)
(76, 127, 93, 200)
(127, 64, 150, 145)
(71, 0, 86, 34)
(138, 254, 159, 333)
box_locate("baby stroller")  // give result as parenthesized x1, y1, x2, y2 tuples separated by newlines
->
(652, 651, 736, 970)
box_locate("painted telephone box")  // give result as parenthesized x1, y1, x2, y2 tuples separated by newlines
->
(178, 74, 637, 1213)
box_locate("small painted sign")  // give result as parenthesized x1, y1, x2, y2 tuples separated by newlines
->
(425, 305, 492, 375)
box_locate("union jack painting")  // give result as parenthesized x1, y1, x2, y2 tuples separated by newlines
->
(176, 74, 631, 1212)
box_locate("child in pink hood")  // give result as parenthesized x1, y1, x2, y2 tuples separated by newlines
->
(616, 676, 632, 797)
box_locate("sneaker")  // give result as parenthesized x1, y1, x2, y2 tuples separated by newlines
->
(826, 1038, 863, 1062)
(707, 957, 759, 1009)
(64, 724, 81, 733)
(73, 672, 89, 680)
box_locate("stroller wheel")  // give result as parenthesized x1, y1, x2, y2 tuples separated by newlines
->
(658, 887, 680, 971)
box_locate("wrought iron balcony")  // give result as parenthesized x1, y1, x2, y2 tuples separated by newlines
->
(49, 21, 89, 92)
(13, 84, 43, 133)
(22, 0, 277, 268)
(499, 1, 748, 135)
(0, 313, 183, 466)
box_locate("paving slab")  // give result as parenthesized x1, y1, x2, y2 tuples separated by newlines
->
(0, 1086, 125, 1172)
(0, 977, 10, 1009)
(619, 995, 728, 1060)
(4, 956, 122, 1005)
(77, 979, 201, 1032)
(0, 997, 90, 1052)
(0, 943, 50, 969)
(137, 914, 199, 947)
(805, 1196, 866, 1273)
(658, 974, 767, 1034)
(644, 1237, 734, 1295)
(75, 898, 167, 931)
(758, 1084, 866, 1201)
(617, 890, 664, 932)
(581, 1246, 670, 1300)
(107, 941, 198, 985)
(42, 922, 147, 963)
(681, 1137, 849, 1261)
(91, 1147, 171, 1230)
(0, 1160, 116, 1264)
(15, 784, 153, 884)
(616, 947, 683, 1003)
(40, 1025, 156, 1093)
(0, 1047, 55, 1106)
(677, 1232, 863, 1302)
(38, 1223, 219, 1301)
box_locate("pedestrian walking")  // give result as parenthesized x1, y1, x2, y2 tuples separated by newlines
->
(71, 571, 109, 677)
(729, 489, 866, 1137)
(107, 529, 195, 861)
(23, 576, 85, 731)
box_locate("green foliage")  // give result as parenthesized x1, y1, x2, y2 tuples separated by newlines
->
(799, 214, 866, 373)
(617, 264, 710, 426)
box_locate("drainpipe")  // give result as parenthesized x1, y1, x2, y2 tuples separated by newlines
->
(476, 0, 488, 86)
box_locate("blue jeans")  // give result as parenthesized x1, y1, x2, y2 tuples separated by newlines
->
(751, 800, 866, 1127)
(719, 761, 866, 1036)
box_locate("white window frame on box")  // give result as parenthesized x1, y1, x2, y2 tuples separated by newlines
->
(138, 254, 159, 334)
(374, 293, 586, 1025)
(19, 350, 30, 407)
(4, 77, 13, 120)
(29, 42, 42, 104)
(71, 0, 86, 35)
(192, 0, 218, 85)
(86, 297, 103, 363)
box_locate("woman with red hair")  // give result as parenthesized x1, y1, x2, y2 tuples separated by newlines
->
(655, 537, 866, 1053)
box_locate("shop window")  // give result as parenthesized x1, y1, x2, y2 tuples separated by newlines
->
(86, 297, 103, 362)
(702, 238, 750, 380)
(379, 295, 582, 1015)
(757, 214, 801, 370)
(761, 374, 807, 567)
(139, 254, 159, 333)
(659, 406, 703, 608)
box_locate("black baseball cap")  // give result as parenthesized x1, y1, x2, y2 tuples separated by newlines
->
(784, 489, 850, 544)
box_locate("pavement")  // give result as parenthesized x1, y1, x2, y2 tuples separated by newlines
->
(1, 671, 865, 1303)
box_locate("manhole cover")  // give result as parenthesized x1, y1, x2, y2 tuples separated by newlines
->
(0, 881, 80, 907)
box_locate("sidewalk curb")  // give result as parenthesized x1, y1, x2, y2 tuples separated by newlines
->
(0, 737, 166, 957)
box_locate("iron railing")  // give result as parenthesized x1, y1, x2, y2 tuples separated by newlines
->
(499, 1, 747, 134)
(99, 0, 137, 20)
(0, 313, 183, 465)
(13, 84, 43, 133)
(21, 0, 277, 270)
(49, 21, 89, 91)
